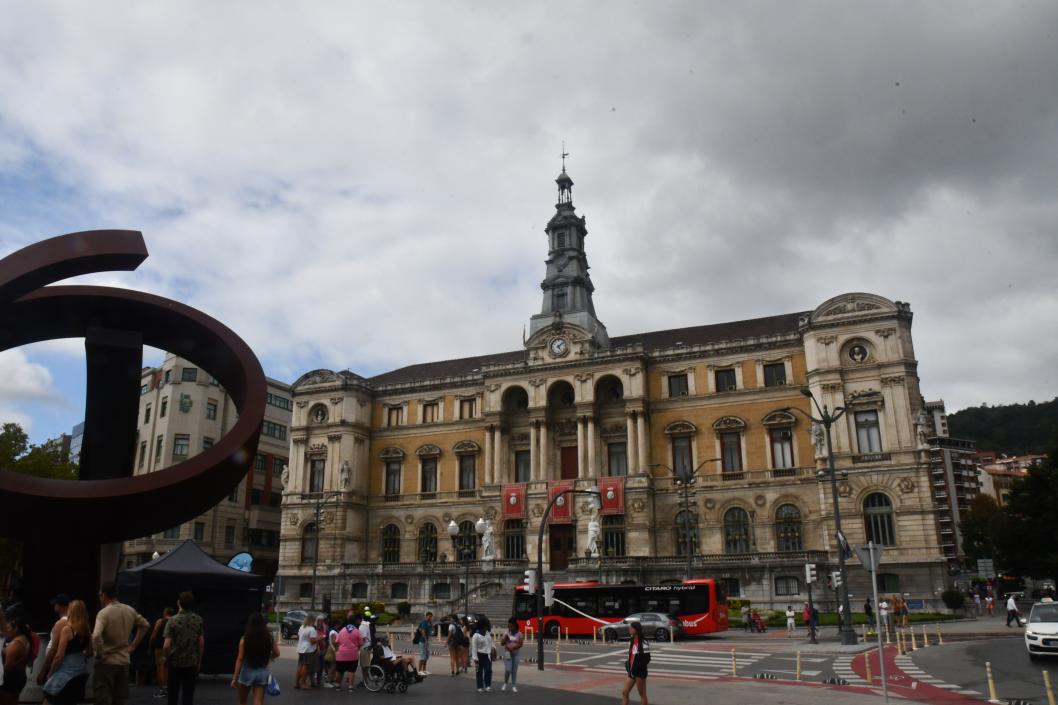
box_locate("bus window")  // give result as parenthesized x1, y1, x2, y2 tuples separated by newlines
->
(641, 597, 671, 613)
(599, 594, 628, 618)
(678, 586, 712, 615)
(514, 592, 535, 620)
(714, 582, 726, 605)
(561, 594, 597, 618)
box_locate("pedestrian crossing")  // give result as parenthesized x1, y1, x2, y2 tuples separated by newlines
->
(596, 648, 771, 677)
(894, 653, 982, 696)
(831, 655, 868, 685)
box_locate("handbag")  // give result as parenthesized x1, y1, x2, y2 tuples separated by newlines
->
(266, 674, 281, 697)
(489, 646, 498, 662)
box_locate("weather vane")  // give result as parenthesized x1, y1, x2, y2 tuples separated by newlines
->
(561, 140, 569, 172)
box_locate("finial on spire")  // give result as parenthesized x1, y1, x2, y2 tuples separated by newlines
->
(561, 141, 569, 172)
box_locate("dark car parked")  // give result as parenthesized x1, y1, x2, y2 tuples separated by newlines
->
(599, 613, 685, 642)
(281, 610, 325, 639)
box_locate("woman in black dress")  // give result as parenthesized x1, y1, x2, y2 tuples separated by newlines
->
(0, 616, 34, 705)
(620, 621, 650, 705)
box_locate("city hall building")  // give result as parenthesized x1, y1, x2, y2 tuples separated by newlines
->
(276, 168, 948, 613)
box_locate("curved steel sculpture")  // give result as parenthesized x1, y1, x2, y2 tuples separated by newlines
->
(0, 230, 266, 614)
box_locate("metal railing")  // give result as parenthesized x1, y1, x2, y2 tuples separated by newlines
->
(567, 549, 829, 570)
(333, 558, 530, 575)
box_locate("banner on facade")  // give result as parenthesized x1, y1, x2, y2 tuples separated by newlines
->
(598, 477, 625, 515)
(502, 483, 526, 519)
(548, 480, 575, 524)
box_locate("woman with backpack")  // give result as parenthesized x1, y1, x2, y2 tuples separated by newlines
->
(230, 613, 280, 705)
(42, 599, 94, 705)
(446, 615, 461, 676)
(620, 621, 650, 705)
(0, 615, 36, 705)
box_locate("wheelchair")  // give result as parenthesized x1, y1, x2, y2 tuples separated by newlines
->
(362, 646, 426, 694)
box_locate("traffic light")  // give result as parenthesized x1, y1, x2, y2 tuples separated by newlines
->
(543, 581, 556, 607)
(831, 571, 843, 588)
(805, 563, 817, 584)
(523, 569, 537, 595)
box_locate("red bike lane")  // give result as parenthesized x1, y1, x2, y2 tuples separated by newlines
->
(851, 646, 980, 704)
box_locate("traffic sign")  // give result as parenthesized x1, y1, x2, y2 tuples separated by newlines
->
(853, 543, 884, 572)
(977, 558, 996, 578)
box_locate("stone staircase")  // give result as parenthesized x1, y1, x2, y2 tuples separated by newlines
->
(468, 590, 516, 623)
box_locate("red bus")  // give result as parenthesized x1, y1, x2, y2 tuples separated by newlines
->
(512, 578, 728, 638)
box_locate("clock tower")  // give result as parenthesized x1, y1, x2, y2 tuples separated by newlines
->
(527, 161, 610, 352)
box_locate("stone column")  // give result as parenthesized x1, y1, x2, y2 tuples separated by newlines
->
(493, 425, 503, 484)
(327, 433, 342, 491)
(626, 413, 638, 474)
(529, 421, 538, 483)
(540, 422, 549, 481)
(636, 413, 648, 476)
(587, 416, 597, 478)
(484, 424, 493, 485)
(577, 416, 586, 479)
(290, 437, 306, 493)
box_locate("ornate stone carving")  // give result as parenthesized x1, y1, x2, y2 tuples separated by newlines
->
(574, 372, 594, 383)
(379, 446, 405, 460)
(817, 335, 837, 346)
(712, 416, 746, 432)
(513, 433, 530, 443)
(528, 378, 546, 388)
(484, 506, 497, 521)
(296, 400, 308, 408)
(307, 443, 328, 456)
(822, 301, 882, 317)
(602, 423, 625, 436)
(821, 383, 845, 393)
(664, 420, 698, 435)
(330, 397, 344, 405)
(704, 498, 716, 510)
(622, 367, 641, 377)
(898, 477, 916, 494)
(416, 443, 442, 457)
(327, 433, 343, 442)
(288, 512, 301, 526)
(453, 440, 481, 454)
(754, 494, 766, 507)
(404, 514, 415, 525)
(299, 370, 340, 386)
(875, 328, 896, 338)
(530, 504, 544, 518)
(555, 420, 578, 437)
(486, 384, 501, 393)
(837, 481, 852, 498)
(762, 410, 796, 427)
(442, 512, 453, 523)
(880, 376, 905, 387)
(630, 499, 646, 514)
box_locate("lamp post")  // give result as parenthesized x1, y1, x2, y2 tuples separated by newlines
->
(448, 518, 486, 616)
(537, 486, 602, 671)
(782, 388, 856, 645)
(650, 459, 721, 581)
(301, 490, 345, 612)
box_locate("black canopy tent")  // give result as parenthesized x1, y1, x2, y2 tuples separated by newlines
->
(117, 540, 268, 674)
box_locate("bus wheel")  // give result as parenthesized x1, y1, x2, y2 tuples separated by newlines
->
(545, 621, 561, 639)
(654, 628, 669, 642)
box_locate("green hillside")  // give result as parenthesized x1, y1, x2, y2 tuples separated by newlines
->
(947, 397, 1058, 454)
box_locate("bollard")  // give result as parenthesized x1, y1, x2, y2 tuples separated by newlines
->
(896, 629, 904, 655)
(862, 622, 868, 643)
(795, 651, 802, 682)
(885, 625, 891, 645)
(921, 624, 928, 647)
(731, 648, 737, 677)
(564, 627, 569, 642)
(985, 661, 998, 703)
(555, 637, 561, 665)
(1043, 670, 1056, 705)
(593, 627, 597, 644)
(909, 627, 917, 651)
(936, 623, 944, 646)
(864, 652, 872, 685)
(670, 625, 675, 644)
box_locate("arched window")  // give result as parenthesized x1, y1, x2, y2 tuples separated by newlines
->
(863, 493, 896, 546)
(723, 507, 750, 554)
(418, 523, 438, 563)
(390, 582, 408, 599)
(503, 520, 525, 560)
(380, 524, 401, 563)
(301, 522, 318, 563)
(456, 520, 477, 561)
(775, 504, 803, 552)
(432, 582, 452, 600)
(674, 510, 699, 557)
(602, 515, 626, 557)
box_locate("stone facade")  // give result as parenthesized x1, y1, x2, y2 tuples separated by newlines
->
(276, 170, 949, 614)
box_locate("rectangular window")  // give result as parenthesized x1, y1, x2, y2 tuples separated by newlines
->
(224, 525, 235, 547)
(144, 404, 151, 424)
(254, 454, 266, 473)
(181, 367, 198, 382)
(193, 522, 204, 541)
(855, 411, 883, 453)
(164, 369, 172, 385)
(251, 488, 262, 505)
(763, 362, 787, 387)
(421, 458, 438, 494)
(228, 486, 238, 502)
(671, 436, 692, 478)
(715, 368, 737, 392)
(721, 431, 742, 473)
(385, 461, 401, 496)
(261, 420, 287, 440)
(163, 526, 180, 539)
(206, 401, 218, 420)
(770, 428, 794, 469)
(422, 402, 438, 424)
(459, 455, 476, 492)
(270, 492, 282, 508)
(265, 392, 293, 411)
(602, 515, 626, 557)
(667, 374, 689, 398)
(557, 233, 567, 248)
(140, 384, 149, 395)
(273, 457, 285, 476)
(202, 437, 214, 450)
(154, 435, 163, 465)
(775, 576, 801, 596)
(138, 441, 147, 469)
(172, 434, 190, 460)
(160, 397, 168, 418)
(459, 398, 476, 420)
(607, 442, 628, 477)
(553, 290, 567, 311)
(515, 451, 531, 483)
(309, 459, 325, 493)
(387, 406, 403, 427)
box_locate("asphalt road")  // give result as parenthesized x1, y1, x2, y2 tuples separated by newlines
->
(911, 636, 1056, 702)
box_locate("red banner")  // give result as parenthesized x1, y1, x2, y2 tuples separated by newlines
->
(502, 483, 526, 519)
(548, 481, 575, 524)
(598, 477, 625, 515)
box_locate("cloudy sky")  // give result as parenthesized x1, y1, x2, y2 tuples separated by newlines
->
(2, 2, 1057, 443)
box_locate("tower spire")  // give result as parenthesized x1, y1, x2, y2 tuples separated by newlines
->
(561, 141, 569, 173)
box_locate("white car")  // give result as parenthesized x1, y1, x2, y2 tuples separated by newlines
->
(1024, 602, 1058, 659)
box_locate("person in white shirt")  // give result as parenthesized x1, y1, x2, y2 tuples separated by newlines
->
(1006, 594, 1022, 627)
(785, 606, 796, 637)
(470, 618, 494, 693)
(878, 600, 890, 633)
(295, 615, 318, 689)
(376, 636, 417, 677)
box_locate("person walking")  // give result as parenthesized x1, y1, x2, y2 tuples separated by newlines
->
(740, 604, 750, 632)
(415, 612, 433, 675)
(620, 621, 650, 705)
(973, 593, 982, 618)
(1006, 594, 1022, 627)
(878, 598, 890, 633)
(0, 615, 35, 705)
(863, 599, 875, 629)
(334, 616, 363, 692)
(149, 608, 174, 698)
(471, 618, 494, 693)
(312, 616, 328, 688)
(356, 613, 375, 689)
(92, 581, 150, 705)
(42, 599, 93, 705)
(500, 618, 523, 693)
(230, 613, 279, 705)
(985, 595, 995, 617)
(294, 614, 317, 689)
(446, 615, 461, 676)
(324, 621, 339, 687)
(37, 595, 70, 690)
(163, 592, 204, 705)
(785, 606, 795, 637)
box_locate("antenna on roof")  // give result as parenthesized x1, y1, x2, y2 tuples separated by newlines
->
(522, 324, 527, 345)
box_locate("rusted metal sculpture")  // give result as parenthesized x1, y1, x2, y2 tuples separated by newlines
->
(0, 230, 265, 619)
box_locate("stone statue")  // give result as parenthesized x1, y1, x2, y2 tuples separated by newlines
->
(811, 422, 826, 457)
(587, 510, 601, 558)
(481, 519, 496, 560)
(915, 411, 930, 448)
(280, 465, 289, 489)
(340, 460, 351, 489)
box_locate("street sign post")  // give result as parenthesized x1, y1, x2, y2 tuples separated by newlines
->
(977, 558, 996, 579)
(857, 541, 889, 703)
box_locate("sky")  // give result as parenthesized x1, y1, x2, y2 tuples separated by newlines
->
(1, 2, 1057, 444)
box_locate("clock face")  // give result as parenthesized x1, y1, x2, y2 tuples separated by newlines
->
(549, 337, 569, 357)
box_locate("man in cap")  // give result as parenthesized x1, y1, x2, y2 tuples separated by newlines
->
(37, 594, 71, 686)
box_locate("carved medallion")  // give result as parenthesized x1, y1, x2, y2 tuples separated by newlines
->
(898, 477, 915, 494)
(837, 481, 853, 498)
(531, 504, 544, 518)
(704, 498, 717, 510)
(754, 494, 766, 508)
(484, 506, 497, 521)
(288, 513, 301, 526)
(630, 499, 646, 514)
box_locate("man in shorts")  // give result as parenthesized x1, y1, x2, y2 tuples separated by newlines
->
(416, 612, 433, 675)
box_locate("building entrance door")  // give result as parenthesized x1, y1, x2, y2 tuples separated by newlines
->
(560, 445, 578, 480)
(549, 524, 575, 571)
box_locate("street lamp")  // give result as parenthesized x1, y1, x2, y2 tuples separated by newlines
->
(300, 489, 345, 612)
(447, 518, 486, 616)
(536, 485, 602, 670)
(650, 459, 721, 580)
(782, 387, 857, 646)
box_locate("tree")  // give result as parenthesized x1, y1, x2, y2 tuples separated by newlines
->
(0, 423, 77, 480)
(959, 494, 1004, 560)
(992, 440, 1058, 579)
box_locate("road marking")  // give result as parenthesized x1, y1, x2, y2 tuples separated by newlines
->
(768, 669, 823, 677)
(561, 649, 627, 665)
